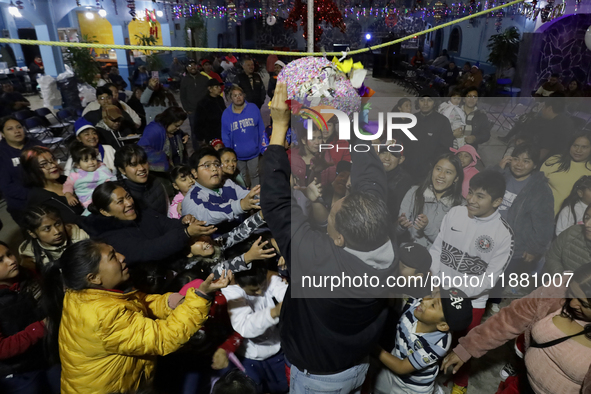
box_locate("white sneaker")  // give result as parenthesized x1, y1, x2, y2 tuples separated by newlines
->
(491, 303, 501, 313)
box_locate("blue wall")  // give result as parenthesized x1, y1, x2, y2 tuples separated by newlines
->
(0, 0, 189, 78)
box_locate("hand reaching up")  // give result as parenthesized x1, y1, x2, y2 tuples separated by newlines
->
(199, 270, 233, 294)
(245, 236, 276, 263)
(241, 185, 261, 211)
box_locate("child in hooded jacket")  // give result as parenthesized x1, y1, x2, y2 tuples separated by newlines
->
(450, 145, 480, 198)
(439, 91, 466, 149)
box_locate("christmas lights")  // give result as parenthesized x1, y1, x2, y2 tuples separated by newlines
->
(284, 0, 346, 43)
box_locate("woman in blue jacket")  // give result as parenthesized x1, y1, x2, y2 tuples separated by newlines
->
(138, 107, 188, 173)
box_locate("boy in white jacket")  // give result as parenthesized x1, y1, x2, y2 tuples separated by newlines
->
(429, 170, 514, 394)
(221, 263, 288, 393)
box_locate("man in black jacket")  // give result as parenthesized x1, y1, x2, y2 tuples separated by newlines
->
(193, 79, 227, 149)
(261, 83, 398, 393)
(402, 90, 454, 181)
(180, 61, 210, 133)
(237, 58, 266, 109)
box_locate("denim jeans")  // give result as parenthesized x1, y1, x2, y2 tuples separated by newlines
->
(289, 362, 369, 394)
(243, 352, 288, 394)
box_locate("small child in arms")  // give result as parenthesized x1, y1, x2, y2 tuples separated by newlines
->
(64, 141, 114, 208)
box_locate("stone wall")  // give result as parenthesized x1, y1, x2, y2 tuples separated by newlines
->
(535, 14, 591, 88)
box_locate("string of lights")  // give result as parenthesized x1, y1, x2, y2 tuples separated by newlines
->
(172, 2, 521, 19)
(170, 0, 548, 20)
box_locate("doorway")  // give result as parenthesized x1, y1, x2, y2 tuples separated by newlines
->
(17, 28, 39, 67)
(433, 30, 443, 59)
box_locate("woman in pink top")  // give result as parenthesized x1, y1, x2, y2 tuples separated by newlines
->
(442, 263, 591, 394)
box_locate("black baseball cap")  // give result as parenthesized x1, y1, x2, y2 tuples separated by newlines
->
(207, 79, 224, 87)
(399, 242, 431, 273)
(440, 288, 473, 332)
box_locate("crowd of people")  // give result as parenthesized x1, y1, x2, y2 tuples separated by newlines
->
(0, 51, 590, 394)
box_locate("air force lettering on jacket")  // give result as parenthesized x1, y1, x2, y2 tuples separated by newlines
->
(231, 118, 256, 132)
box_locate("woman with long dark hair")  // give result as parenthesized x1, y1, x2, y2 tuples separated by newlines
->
(397, 153, 465, 247)
(556, 175, 591, 236)
(42, 239, 231, 394)
(140, 77, 180, 124)
(138, 106, 188, 173)
(443, 263, 591, 394)
(21, 146, 84, 224)
(541, 131, 591, 215)
(18, 204, 89, 272)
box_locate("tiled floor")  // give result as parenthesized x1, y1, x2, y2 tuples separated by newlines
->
(0, 74, 513, 393)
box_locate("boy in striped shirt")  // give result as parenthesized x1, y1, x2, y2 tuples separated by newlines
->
(374, 288, 473, 394)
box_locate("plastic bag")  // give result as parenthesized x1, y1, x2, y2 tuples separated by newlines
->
(38, 75, 62, 108)
(56, 65, 75, 81)
(79, 83, 97, 108)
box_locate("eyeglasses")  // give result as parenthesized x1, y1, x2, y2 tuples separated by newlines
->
(107, 117, 123, 123)
(39, 158, 59, 170)
(198, 162, 221, 170)
(98, 96, 112, 101)
(466, 95, 478, 98)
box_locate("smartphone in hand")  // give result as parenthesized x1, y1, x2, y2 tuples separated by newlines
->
(151, 71, 159, 79)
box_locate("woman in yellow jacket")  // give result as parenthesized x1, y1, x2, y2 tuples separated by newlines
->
(42, 238, 232, 394)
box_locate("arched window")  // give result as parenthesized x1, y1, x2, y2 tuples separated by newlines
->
(448, 27, 461, 53)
